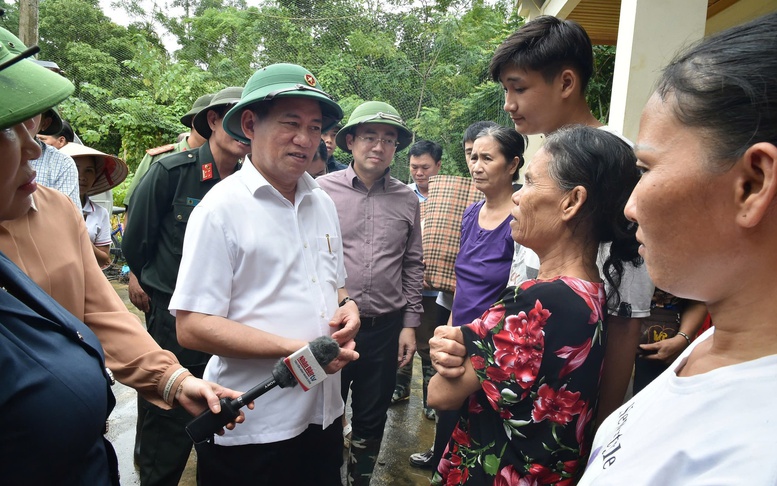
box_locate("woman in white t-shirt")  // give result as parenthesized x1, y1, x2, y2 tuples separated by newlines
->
(60, 143, 127, 267)
(579, 12, 777, 485)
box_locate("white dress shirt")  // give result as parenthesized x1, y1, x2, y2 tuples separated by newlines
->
(82, 197, 111, 246)
(170, 161, 346, 445)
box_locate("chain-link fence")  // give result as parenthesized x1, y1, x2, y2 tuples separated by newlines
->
(1, 0, 613, 202)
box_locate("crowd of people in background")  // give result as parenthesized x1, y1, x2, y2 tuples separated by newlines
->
(1, 8, 776, 486)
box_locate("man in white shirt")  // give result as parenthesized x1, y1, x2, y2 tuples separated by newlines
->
(169, 63, 360, 485)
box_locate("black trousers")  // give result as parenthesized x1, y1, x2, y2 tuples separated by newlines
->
(633, 355, 668, 394)
(341, 312, 403, 439)
(195, 420, 344, 485)
(431, 410, 459, 471)
(135, 397, 196, 486)
(135, 293, 208, 486)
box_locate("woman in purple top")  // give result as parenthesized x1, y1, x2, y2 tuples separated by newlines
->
(451, 125, 525, 326)
(416, 125, 525, 472)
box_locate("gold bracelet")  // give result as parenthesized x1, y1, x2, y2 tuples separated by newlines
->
(677, 331, 692, 346)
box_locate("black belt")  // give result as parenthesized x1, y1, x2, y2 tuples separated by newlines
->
(360, 310, 402, 328)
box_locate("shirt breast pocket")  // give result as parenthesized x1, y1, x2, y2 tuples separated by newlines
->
(317, 234, 340, 288)
(380, 219, 409, 247)
(171, 203, 195, 249)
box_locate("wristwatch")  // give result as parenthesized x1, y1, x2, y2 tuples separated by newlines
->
(339, 296, 353, 307)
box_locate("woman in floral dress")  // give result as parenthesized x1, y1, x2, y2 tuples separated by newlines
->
(428, 126, 642, 485)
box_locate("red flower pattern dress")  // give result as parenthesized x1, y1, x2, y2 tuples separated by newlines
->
(432, 277, 606, 486)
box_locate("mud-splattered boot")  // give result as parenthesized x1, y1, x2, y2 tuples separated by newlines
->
(346, 434, 383, 486)
(391, 361, 412, 405)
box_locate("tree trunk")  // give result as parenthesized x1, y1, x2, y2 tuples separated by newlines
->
(18, 0, 39, 47)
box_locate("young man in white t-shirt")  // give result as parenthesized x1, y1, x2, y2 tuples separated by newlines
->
(432, 15, 653, 431)
(492, 16, 654, 426)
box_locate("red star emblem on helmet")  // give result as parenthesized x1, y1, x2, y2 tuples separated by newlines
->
(304, 74, 316, 87)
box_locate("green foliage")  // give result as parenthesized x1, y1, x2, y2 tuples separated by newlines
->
(587, 45, 616, 123)
(111, 174, 133, 207)
(0, 1, 19, 30)
(18, 0, 617, 205)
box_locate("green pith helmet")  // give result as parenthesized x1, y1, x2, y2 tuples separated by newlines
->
(180, 93, 215, 128)
(335, 101, 412, 153)
(222, 63, 343, 144)
(0, 26, 25, 55)
(0, 27, 74, 131)
(191, 86, 243, 139)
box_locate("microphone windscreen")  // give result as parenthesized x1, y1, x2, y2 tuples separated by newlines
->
(272, 358, 297, 388)
(309, 336, 340, 367)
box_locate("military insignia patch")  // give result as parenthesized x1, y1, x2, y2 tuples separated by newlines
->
(304, 73, 316, 87)
(202, 163, 213, 181)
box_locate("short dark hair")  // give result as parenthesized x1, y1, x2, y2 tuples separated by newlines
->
(656, 11, 777, 171)
(474, 125, 526, 181)
(57, 120, 75, 143)
(408, 140, 442, 163)
(543, 126, 641, 306)
(324, 123, 342, 134)
(489, 15, 594, 92)
(210, 104, 232, 120)
(463, 121, 500, 147)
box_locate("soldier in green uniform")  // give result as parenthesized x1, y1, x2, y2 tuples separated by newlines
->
(122, 86, 249, 486)
(123, 92, 214, 209)
(124, 93, 214, 328)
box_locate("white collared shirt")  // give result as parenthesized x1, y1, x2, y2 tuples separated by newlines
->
(81, 197, 111, 246)
(170, 161, 346, 445)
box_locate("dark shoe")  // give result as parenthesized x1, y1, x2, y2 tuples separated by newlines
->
(390, 387, 410, 405)
(409, 448, 435, 469)
(423, 406, 436, 421)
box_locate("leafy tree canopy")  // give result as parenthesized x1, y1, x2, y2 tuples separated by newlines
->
(2, 0, 616, 201)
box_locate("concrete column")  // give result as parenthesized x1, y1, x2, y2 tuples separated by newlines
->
(707, 0, 777, 35)
(543, 0, 583, 19)
(608, 0, 707, 142)
(517, 0, 543, 20)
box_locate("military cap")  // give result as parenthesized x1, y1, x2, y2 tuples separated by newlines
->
(335, 101, 413, 153)
(192, 87, 243, 139)
(180, 93, 215, 128)
(222, 63, 343, 144)
(0, 27, 73, 131)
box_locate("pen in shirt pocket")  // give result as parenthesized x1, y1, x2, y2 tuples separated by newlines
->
(326, 234, 332, 253)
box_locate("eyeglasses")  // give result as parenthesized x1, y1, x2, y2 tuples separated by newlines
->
(356, 135, 400, 148)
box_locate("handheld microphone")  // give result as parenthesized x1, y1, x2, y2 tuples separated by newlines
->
(186, 336, 340, 444)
